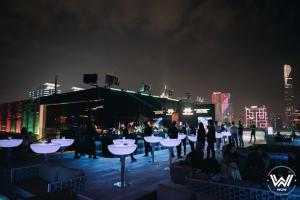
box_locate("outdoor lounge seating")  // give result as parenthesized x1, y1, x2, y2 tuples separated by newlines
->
(10, 164, 86, 198)
(185, 177, 300, 200)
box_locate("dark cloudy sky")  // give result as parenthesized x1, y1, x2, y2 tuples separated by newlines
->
(0, 0, 299, 119)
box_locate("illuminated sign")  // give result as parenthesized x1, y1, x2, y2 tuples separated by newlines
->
(154, 110, 164, 115)
(194, 108, 210, 114)
(245, 106, 268, 128)
(166, 109, 174, 115)
(183, 107, 193, 116)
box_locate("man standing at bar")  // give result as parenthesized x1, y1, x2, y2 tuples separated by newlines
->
(180, 124, 188, 155)
(230, 121, 238, 147)
(121, 123, 137, 161)
(169, 121, 182, 158)
(238, 121, 244, 148)
(206, 120, 216, 159)
(143, 121, 152, 157)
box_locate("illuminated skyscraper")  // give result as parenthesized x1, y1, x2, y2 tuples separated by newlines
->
(212, 92, 233, 122)
(29, 83, 62, 99)
(283, 64, 295, 127)
(245, 105, 268, 128)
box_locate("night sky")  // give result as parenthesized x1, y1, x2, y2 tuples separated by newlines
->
(0, 0, 300, 119)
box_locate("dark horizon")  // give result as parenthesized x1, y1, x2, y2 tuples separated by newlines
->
(1, 0, 300, 119)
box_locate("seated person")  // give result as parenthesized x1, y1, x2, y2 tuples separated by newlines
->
(218, 161, 242, 182)
(223, 144, 240, 164)
(185, 142, 204, 169)
(245, 146, 270, 182)
(202, 157, 221, 175)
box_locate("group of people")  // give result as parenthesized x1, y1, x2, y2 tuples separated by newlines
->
(169, 119, 253, 161)
(72, 119, 256, 162)
(73, 122, 98, 159)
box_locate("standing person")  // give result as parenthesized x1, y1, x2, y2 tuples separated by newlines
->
(197, 122, 206, 148)
(220, 124, 226, 144)
(249, 124, 256, 144)
(224, 122, 232, 144)
(85, 122, 97, 159)
(121, 123, 137, 161)
(21, 127, 30, 152)
(230, 122, 238, 147)
(215, 121, 222, 153)
(143, 121, 152, 157)
(238, 121, 244, 148)
(180, 124, 187, 155)
(73, 123, 82, 159)
(206, 120, 216, 159)
(168, 121, 182, 158)
(189, 125, 196, 152)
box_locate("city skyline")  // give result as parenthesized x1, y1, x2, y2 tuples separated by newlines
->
(1, 0, 300, 119)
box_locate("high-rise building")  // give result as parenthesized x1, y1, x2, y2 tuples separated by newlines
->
(245, 105, 268, 128)
(293, 109, 300, 130)
(29, 83, 62, 99)
(283, 64, 295, 127)
(211, 92, 233, 122)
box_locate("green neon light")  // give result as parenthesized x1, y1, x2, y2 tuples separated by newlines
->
(167, 97, 179, 102)
(141, 93, 150, 96)
(151, 95, 160, 98)
(110, 88, 122, 92)
(126, 90, 136, 94)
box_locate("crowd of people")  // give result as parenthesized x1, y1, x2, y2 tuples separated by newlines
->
(71, 118, 256, 161)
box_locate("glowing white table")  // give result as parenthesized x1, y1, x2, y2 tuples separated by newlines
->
(0, 139, 23, 163)
(144, 136, 162, 163)
(30, 142, 61, 161)
(216, 132, 223, 139)
(113, 138, 135, 145)
(108, 144, 137, 188)
(223, 132, 231, 143)
(178, 133, 186, 140)
(187, 135, 197, 143)
(51, 138, 74, 160)
(160, 138, 181, 169)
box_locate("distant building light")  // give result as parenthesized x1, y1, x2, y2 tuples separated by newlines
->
(43, 82, 61, 89)
(71, 87, 85, 92)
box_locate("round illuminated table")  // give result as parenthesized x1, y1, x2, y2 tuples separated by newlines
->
(51, 139, 74, 160)
(30, 142, 61, 162)
(223, 132, 231, 143)
(187, 135, 197, 143)
(160, 138, 181, 170)
(108, 144, 137, 188)
(178, 133, 186, 140)
(144, 136, 162, 163)
(0, 139, 23, 163)
(113, 138, 135, 145)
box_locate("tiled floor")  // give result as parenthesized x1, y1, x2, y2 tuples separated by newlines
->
(56, 148, 182, 200)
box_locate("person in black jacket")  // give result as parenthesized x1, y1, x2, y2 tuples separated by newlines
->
(189, 125, 196, 152)
(121, 123, 137, 162)
(206, 120, 216, 159)
(143, 121, 153, 156)
(180, 125, 188, 155)
(197, 122, 206, 149)
(168, 121, 182, 158)
(85, 122, 97, 159)
(238, 121, 244, 148)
